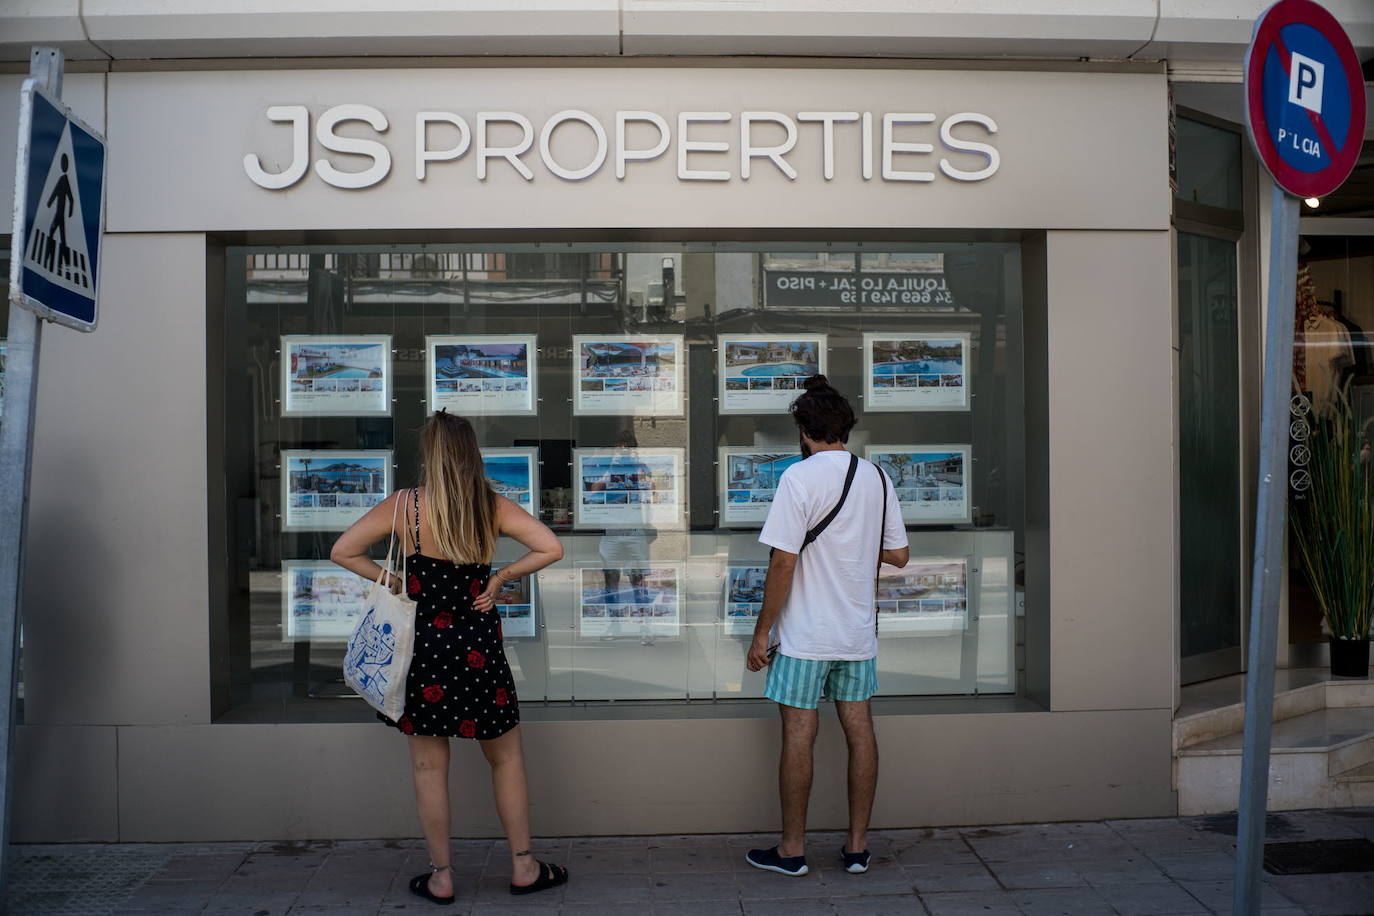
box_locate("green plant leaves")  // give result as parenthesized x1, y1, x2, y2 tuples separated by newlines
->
(1291, 384, 1374, 640)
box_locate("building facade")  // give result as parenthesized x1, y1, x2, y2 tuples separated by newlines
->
(1, 1, 1371, 842)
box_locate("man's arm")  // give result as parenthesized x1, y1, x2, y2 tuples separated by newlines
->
(746, 548, 798, 671)
(880, 546, 909, 568)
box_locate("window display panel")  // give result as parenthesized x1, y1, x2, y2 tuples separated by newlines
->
(427, 334, 537, 415)
(281, 335, 391, 416)
(216, 242, 1026, 720)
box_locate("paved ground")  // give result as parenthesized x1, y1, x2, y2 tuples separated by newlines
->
(6, 809, 1374, 916)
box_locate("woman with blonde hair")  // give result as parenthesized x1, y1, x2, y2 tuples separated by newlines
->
(332, 411, 568, 903)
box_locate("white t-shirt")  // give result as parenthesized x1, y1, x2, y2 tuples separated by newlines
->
(758, 449, 909, 661)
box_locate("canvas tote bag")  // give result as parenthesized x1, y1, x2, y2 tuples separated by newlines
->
(343, 490, 417, 720)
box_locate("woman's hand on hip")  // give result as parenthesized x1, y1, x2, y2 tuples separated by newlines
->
(473, 576, 501, 612)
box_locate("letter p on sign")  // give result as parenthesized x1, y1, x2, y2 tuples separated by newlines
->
(1288, 51, 1324, 114)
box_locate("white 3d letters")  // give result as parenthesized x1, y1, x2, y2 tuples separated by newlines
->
(246, 106, 1001, 189)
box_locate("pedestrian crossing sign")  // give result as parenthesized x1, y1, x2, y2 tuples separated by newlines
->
(8, 80, 105, 332)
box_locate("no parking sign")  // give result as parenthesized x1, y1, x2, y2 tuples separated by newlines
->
(1244, 0, 1366, 198)
(1235, 4, 1366, 914)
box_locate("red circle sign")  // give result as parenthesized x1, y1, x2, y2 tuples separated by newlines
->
(1244, 0, 1366, 199)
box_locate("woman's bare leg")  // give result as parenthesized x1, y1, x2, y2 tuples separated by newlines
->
(479, 726, 540, 885)
(408, 735, 454, 897)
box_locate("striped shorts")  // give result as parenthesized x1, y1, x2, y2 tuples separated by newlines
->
(764, 653, 878, 709)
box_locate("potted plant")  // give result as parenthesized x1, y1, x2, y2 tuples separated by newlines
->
(1291, 385, 1374, 678)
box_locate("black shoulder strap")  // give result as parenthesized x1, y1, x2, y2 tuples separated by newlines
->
(799, 453, 859, 553)
(412, 487, 421, 554)
(875, 461, 888, 565)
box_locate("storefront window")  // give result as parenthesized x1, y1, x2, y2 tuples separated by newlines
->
(1175, 116, 1243, 211)
(1291, 232, 1374, 646)
(213, 242, 1027, 721)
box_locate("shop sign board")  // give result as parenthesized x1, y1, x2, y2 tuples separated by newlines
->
(764, 269, 953, 309)
(1243, 0, 1366, 199)
(9, 80, 106, 332)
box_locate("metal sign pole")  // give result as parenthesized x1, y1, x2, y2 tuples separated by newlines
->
(0, 46, 62, 900)
(1234, 184, 1301, 916)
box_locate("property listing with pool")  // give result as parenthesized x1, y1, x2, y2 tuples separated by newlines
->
(863, 332, 970, 411)
(718, 448, 803, 526)
(574, 447, 684, 529)
(578, 565, 682, 638)
(427, 335, 536, 415)
(723, 566, 766, 636)
(717, 334, 825, 413)
(492, 573, 537, 639)
(573, 335, 684, 416)
(281, 560, 371, 642)
(876, 557, 970, 636)
(866, 444, 972, 525)
(281, 335, 391, 416)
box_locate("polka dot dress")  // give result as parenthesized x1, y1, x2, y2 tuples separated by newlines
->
(378, 493, 520, 741)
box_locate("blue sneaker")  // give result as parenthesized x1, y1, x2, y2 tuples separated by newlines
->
(746, 846, 809, 876)
(841, 846, 871, 874)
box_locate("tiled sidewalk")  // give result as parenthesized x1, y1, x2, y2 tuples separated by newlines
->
(8, 809, 1374, 916)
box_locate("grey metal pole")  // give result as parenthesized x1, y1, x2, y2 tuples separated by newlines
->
(1233, 183, 1301, 916)
(0, 45, 62, 902)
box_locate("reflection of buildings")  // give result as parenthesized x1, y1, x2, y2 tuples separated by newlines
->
(878, 563, 965, 600)
(585, 458, 672, 492)
(298, 571, 362, 604)
(728, 453, 793, 489)
(291, 462, 384, 494)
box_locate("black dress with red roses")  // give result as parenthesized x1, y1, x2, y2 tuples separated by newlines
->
(378, 553, 520, 740)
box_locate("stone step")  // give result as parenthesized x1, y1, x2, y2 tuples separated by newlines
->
(1176, 707, 1374, 815)
(1331, 760, 1374, 807)
(1333, 759, 1374, 783)
(1173, 675, 1374, 753)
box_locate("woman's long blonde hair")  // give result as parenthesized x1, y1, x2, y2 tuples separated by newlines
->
(418, 411, 497, 564)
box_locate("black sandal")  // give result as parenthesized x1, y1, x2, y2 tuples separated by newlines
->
(509, 859, 569, 895)
(408, 864, 456, 905)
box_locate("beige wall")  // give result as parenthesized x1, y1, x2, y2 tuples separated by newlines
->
(10, 65, 1180, 841)
(18, 708, 1173, 842)
(1046, 231, 1177, 713)
(22, 233, 211, 726)
(102, 67, 1168, 233)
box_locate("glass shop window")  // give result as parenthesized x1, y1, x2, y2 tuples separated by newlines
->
(214, 242, 1027, 721)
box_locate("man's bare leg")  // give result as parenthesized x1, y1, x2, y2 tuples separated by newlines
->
(835, 699, 878, 854)
(778, 704, 819, 857)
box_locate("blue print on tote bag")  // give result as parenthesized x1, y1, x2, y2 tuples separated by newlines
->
(342, 490, 417, 720)
(345, 607, 398, 704)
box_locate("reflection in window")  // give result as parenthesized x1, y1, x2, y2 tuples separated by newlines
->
(216, 243, 1027, 721)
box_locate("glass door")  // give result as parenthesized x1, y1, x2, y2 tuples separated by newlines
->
(1177, 230, 1244, 680)
(1173, 110, 1251, 684)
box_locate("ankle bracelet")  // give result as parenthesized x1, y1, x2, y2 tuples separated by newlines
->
(429, 862, 452, 873)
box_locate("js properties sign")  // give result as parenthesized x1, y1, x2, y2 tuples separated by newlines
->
(243, 106, 1001, 190)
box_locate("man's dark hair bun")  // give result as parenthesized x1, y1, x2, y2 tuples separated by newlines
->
(790, 375, 855, 443)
